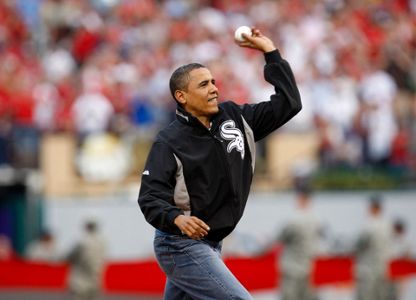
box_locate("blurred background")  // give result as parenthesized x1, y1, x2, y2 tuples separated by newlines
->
(0, 0, 415, 299)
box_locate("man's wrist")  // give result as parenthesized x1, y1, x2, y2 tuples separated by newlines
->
(263, 46, 276, 53)
(173, 214, 184, 226)
(264, 49, 282, 64)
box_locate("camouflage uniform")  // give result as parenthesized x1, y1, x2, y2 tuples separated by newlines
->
(355, 216, 391, 300)
(279, 210, 320, 300)
(67, 222, 106, 300)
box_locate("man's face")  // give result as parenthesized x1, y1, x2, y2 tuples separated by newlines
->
(179, 68, 219, 120)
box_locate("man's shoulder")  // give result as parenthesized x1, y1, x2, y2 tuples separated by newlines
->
(220, 100, 239, 110)
(219, 100, 245, 117)
(219, 101, 255, 124)
(155, 120, 183, 142)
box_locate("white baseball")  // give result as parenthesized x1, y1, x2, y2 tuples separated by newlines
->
(234, 26, 252, 42)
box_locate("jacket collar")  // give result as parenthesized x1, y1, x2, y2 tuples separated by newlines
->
(175, 106, 192, 124)
(175, 105, 223, 129)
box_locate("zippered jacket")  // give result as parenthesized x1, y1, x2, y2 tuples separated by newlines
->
(138, 49, 302, 242)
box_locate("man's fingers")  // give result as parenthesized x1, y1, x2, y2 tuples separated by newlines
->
(235, 39, 254, 48)
(175, 215, 210, 239)
(182, 217, 210, 238)
(187, 223, 208, 236)
(236, 30, 275, 53)
(183, 227, 205, 239)
(193, 217, 210, 231)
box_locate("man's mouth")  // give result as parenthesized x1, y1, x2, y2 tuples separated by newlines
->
(208, 97, 218, 102)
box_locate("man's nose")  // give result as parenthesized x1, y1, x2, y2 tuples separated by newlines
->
(210, 84, 218, 93)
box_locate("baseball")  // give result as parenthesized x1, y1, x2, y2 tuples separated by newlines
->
(234, 26, 252, 42)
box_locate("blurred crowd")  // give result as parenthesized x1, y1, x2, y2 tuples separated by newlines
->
(0, 0, 415, 182)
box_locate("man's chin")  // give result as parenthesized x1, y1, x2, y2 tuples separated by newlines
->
(208, 107, 219, 115)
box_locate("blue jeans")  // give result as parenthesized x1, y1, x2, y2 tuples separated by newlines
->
(154, 230, 253, 300)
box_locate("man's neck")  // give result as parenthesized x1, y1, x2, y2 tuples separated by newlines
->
(196, 116, 211, 129)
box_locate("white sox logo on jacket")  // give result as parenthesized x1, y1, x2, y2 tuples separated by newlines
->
(220, 120, 245, 159)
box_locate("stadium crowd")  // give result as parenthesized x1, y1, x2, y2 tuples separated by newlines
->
(0, 0, 415, 182)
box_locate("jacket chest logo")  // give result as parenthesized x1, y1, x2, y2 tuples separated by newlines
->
(220, 120, 245, 159)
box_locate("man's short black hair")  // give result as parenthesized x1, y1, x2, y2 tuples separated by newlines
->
(169, 63, 206, 102)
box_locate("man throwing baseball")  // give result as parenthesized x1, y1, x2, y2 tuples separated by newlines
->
(138, 27, 302, 299)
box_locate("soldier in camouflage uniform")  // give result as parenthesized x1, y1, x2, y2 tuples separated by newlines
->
(278, 189, 320, 300)
(67, 220, 106, 300)
(354, 195, 392, 300)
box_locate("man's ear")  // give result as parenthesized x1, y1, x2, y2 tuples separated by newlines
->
(175, 90, 186, 105)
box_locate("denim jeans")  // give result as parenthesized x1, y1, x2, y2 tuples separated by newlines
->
(154, 230, 253, 300)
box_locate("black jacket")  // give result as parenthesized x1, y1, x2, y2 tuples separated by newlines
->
(138, 49, 301, 241)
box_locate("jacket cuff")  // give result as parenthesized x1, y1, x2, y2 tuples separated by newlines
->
(264, 49, 282, 64)
(167, 210, 183, 227)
